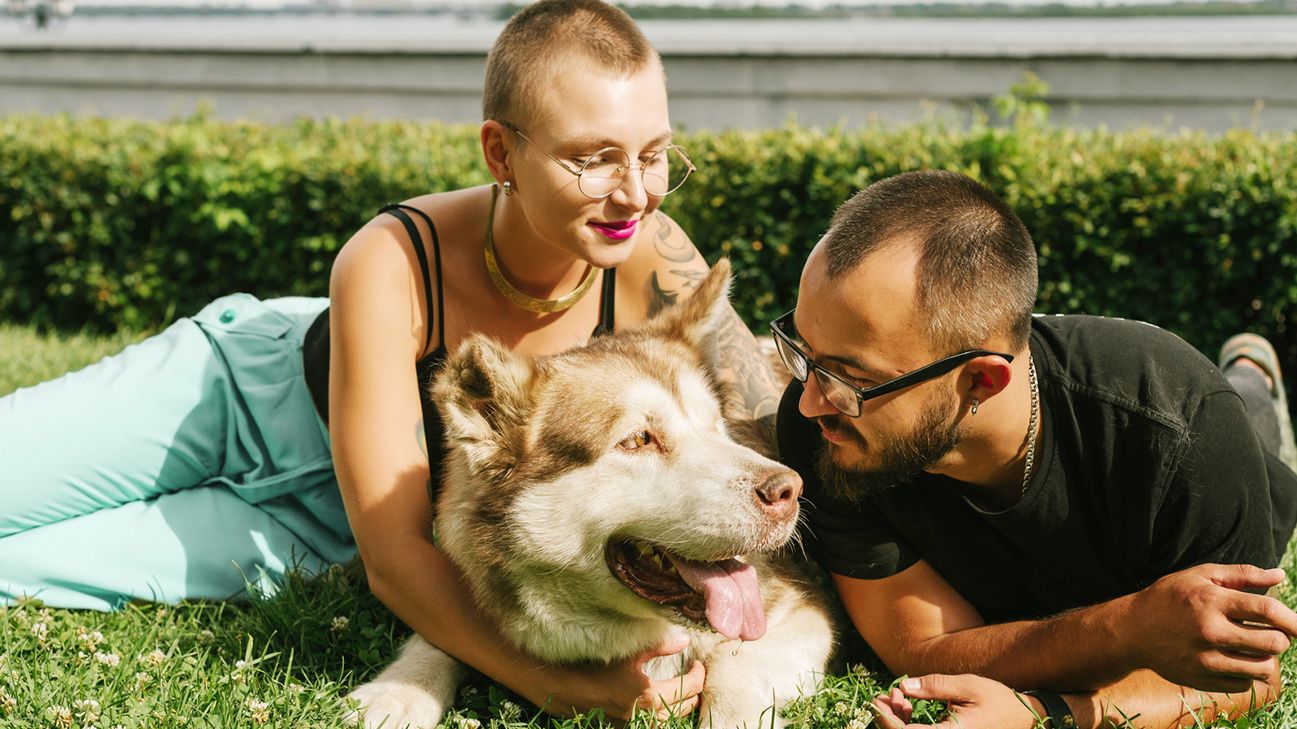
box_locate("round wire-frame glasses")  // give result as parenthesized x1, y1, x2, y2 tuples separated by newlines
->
(768, 308, 1015, 418)
(501, 121, 696, 199)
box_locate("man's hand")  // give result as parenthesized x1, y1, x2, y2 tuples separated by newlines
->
(1119, 563, 1297, 693)
(872, 674, 1041, 729)
(523, 636, 705, 723)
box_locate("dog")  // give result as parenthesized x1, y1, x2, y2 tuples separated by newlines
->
(348, 260, 837, 728)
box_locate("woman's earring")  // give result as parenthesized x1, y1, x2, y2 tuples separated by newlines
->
(970, 399, 979, 415)
(502, 180, 513, 196)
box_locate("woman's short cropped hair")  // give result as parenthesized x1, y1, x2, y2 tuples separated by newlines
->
(821, 170, 1039, 354)
(483, 0, 660, 126)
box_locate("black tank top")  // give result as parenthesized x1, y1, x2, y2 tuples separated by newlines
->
(301, 203, 618, 497)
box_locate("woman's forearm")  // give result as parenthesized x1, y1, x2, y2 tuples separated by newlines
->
(363, 534, 564, 708)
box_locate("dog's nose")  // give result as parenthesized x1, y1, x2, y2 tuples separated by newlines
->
(755, 470, 803, 520)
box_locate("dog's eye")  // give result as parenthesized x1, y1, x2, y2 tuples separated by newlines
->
(618, 430, 654, 451)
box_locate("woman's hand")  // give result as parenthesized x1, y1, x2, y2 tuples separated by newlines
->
(872, 674, 1043, 729)
(518, 636, 705, 723)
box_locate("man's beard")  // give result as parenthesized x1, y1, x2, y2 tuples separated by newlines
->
(814, 392, 962, 505)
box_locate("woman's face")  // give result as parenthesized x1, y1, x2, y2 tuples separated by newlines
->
(507, 56, 674, 270)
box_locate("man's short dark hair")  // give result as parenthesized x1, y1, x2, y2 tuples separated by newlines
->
(822, 170, 1038, 353)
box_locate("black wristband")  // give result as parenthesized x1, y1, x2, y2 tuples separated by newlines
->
(1023, 689, 1077, 728)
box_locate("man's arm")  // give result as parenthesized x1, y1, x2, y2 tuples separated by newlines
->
(1063, 667, 1277, 729)
(873, 669, 1276, 729)
(834, 561, 1296, 694)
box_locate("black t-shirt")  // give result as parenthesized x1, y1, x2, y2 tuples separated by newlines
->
(778, 314, 1297, 624)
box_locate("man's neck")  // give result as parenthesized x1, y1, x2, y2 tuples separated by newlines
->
(929, 356, 1040, 511)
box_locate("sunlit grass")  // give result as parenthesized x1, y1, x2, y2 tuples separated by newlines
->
(1, 324, 1294, 727)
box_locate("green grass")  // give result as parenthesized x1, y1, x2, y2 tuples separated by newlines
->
(2, 323, 1296, 728)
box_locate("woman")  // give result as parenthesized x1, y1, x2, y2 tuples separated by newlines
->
(0, 0, 782, 720)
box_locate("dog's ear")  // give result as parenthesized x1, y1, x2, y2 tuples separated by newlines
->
(432, 334, 534, 474)
(644, 257, 733, 355)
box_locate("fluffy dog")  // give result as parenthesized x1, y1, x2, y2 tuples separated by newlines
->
(348, 260, 836, 728)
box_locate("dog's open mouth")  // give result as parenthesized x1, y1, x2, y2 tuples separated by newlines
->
(606, 539, 767, 641)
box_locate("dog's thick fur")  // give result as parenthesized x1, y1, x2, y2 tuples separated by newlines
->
(348, 261, 836, 728)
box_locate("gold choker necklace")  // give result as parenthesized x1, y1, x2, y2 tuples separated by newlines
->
(483, 184, 597, 314)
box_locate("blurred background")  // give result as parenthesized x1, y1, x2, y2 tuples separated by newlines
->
(2, 0, 1296, 131)
(2, 0, 1296, 400)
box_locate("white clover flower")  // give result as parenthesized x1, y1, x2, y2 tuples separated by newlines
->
(94, 651, 121, 667)
(48, 705, 74, 728)
(77, 627, 106, 652)
(329, 616, 350, 632)
(452, 716, 482, 729)
(134, 671, 153, 691)
(145, 649, 167, 667)
(245, 697, 270, 725)
(197, 629, 216, 644)
(499, 700, 522, 722)
(74, 698, 102, 723)
(0, 687, 15, 714)
(845, 719, 869, 729)
(834, 701, 851, 716)
(30, 622, 48, 641)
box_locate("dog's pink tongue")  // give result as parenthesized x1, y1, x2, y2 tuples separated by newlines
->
(669, 556, 766, 641)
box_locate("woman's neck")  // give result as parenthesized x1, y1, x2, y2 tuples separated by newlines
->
(489, 193, 592, 300)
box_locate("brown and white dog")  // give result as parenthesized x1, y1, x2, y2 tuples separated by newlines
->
(348, 260, 836, 728)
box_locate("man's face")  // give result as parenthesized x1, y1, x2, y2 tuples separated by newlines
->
(794, 240, 965, 500)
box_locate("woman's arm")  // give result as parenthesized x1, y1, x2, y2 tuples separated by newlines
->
(632, 211, 783, 456)
(327, 222, 702, 720)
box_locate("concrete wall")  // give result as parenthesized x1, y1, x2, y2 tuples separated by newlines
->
(2, 15, 1296, 131)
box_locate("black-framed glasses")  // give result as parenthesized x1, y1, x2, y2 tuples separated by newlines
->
(501, 121, 695, 199)
(768, 309, 1014, 418)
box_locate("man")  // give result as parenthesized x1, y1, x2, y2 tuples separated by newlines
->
(772, 170, 1297, 728)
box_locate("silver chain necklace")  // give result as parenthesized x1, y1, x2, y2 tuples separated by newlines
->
(1021, 356, 1040, 497)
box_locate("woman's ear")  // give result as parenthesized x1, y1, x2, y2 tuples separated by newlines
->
(480, 120, 513, 186)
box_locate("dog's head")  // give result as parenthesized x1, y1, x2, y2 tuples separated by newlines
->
(432, 260, 802, 661)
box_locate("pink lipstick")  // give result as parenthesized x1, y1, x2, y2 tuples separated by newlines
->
(589, 219, 638, 241)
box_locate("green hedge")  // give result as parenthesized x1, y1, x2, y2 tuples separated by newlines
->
(3, 113, 1296, 390)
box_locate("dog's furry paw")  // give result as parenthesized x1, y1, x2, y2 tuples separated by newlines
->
(344, 680, 448, 729)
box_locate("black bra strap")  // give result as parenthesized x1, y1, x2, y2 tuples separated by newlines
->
(593, 268, 617, 337)
(379, 204, 446, 353)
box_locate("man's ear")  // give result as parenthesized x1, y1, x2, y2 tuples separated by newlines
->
(432, 333, 535, 476)
(642, 257, 733, 355)
(963, 354, 1015, 406)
